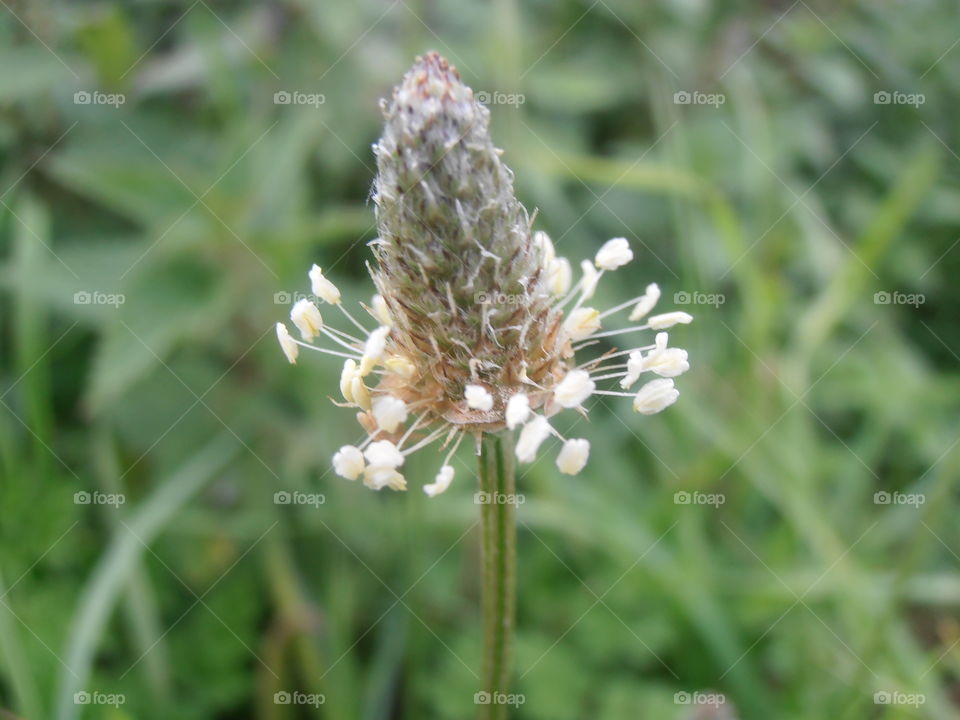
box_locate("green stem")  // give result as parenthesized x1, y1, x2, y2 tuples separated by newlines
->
(478, 432, 516, 719)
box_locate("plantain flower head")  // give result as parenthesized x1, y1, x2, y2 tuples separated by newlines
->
(274, 52, 691, 495)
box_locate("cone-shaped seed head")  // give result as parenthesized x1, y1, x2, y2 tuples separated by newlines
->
(372, 52, 565, 426)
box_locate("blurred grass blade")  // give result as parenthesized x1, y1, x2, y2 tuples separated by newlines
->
(0, 569, 43, 719)
(55, 435, 239, 720)
(92, 425, 171, 700)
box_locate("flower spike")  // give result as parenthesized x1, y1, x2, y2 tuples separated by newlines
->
(274, 52, 692, 494)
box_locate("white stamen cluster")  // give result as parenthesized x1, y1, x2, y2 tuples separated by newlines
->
(470, 234, 691, 473)
(275, 234, 691, 494)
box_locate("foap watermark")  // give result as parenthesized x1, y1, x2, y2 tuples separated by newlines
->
(874, 291, 924, 307)
(874, 690, 925, 707)
(674, 490, 725, 507)
(74, 691, 125, 707)
(274, 90, 325, 108)
(674, 691, 726, 706)
(476, 291, 525, 305)
(74, 90, 125, 107)
(474, 491, 525, 506)
(874, 490, 925, 508)
(474, 691, 525, 707)
(274, 490, 325, 508)
(674, 290, 725, 308)
(74, 490, 125, 507)
(274, 691, 325, 707)
(74, 290, 125, 307)
(674, 90, 725, 108)
(873, 90, 924, 108)
(273, 290, 313, 305)
(475, 90, 525, 107)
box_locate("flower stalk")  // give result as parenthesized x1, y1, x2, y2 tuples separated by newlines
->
(478, 432, 516, 720)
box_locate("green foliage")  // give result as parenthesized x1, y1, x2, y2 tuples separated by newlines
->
(1, 1, 958, 718)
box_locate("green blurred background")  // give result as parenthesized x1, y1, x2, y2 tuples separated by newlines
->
(1, 0, 958, 718)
